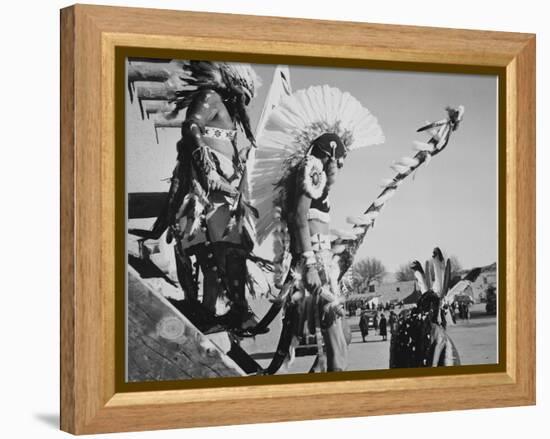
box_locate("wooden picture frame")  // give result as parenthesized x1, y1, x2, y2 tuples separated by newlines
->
(60, 4, 536, 434)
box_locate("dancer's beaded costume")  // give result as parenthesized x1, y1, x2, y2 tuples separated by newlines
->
(250, 87, 465, 372)
(390, 248, 461, 368)
(389, 247, 482, 368)
(130, 59, 468, 372)
(130, 61, 262, 333)
(249, 85, 385, 372)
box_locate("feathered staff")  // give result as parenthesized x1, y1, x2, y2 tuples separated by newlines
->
(334, 106, 465, 281)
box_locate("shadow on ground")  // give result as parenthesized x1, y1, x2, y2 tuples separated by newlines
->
(34, 413, 59, 430)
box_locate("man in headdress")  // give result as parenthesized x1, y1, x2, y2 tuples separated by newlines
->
(289, 133, 351, 371)
(133, 61, 261, 333)
(249, 87, 463, 372)
(249, 85, 385, 372)
(389, 251, 462, 368)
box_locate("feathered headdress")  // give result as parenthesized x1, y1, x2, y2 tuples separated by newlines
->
(219, 62, 262, 100)
(409, 247, 480, 327)
(249, 85, 385, 245)
(167, 60, 261, 119)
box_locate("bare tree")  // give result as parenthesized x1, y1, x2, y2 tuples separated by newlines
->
(449, 255, 463, 277)
(395, 263, 416, 282)
(352, 258, 387, 293)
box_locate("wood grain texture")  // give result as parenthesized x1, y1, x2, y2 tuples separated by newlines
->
(60, 6, 76, 433)
(510, 36, 536, 397)
(80, 4, 530, 66)
(60, 4, 536, 434)
(127, 268, 245, 381)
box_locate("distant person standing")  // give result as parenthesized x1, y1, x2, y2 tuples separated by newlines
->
(359, 312, 369, 342)
(461, 302, 469, 320)
(450, 302, 458, 323)
(379, 313, 388, 341)
(388, 311, 397, 335)
(373, 313, 379, 334)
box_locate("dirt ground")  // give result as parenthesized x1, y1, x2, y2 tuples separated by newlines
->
(346, 303, 497, 371)
(243, 302, 497, 374)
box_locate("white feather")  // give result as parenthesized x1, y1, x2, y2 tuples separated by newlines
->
(398, 156, 420, 167)
(374, 188, 396, 207)
(414, 269, 428, 294)
(346, 215, 373, 226)
(445, 280, 472, 303)
(390, 162, 410, 174)
(432, 251, 446, 296)
(362, 211, 379, 223)
(250, 85, 384, 244)
(331, 244, 347, 254)
(379, 178, 398, 188)
(413, 141, 434, 152)
(330, 228, 361, 240)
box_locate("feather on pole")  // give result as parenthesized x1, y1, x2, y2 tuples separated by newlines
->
(335, 106, 465, 282)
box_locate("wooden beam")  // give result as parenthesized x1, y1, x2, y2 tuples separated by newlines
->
(127, 267, 245, 382)
(143, 101, 176, 119)
(128, 192, 167, 219)
(128, 61, 179, 83)
(136, 83, 176, 119)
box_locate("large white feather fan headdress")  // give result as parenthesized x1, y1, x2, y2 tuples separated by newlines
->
(249, 85, 385, 244)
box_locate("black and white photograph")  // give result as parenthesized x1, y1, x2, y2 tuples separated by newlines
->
(2, 0, 546, 437)
(125, 58, 499, 382)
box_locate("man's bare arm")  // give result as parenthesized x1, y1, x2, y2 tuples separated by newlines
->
(295, 192, 322, 293)
(178, 91, 236, 195)
(295, 193, 313, 256)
